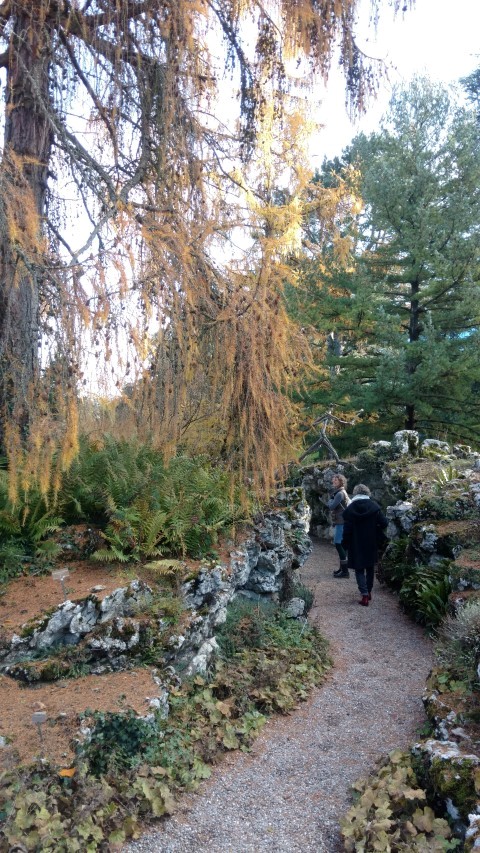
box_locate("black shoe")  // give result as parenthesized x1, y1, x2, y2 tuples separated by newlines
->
(333, 568, 349, 578)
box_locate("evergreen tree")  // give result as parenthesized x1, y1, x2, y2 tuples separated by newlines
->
(295, 78, 480, 447)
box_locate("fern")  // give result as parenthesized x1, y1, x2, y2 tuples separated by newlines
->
(92, 547, 132, 563)
(0, 539, 27, 582)
(0, 511, 21, 537)
(29, 515, 64, 543)
(51, 440, 249, 562)
(143, 559, 184, 580)
(399, 564, 451, 630)
(142, 509, 168, 556)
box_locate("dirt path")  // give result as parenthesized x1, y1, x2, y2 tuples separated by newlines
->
(125, 541, 434, 852)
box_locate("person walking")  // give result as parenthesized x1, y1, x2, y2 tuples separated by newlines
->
(342, 484, 388, 606)
(327, 474, 351, 579)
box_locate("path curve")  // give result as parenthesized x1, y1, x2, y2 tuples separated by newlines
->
(125, 541, 434, 852)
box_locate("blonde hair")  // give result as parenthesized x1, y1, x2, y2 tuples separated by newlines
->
(333, 473, 347, 488)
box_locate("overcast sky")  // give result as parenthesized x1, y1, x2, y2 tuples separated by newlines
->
(314, 0, 480, 159)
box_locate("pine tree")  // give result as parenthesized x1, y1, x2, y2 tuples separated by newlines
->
(295, 78, 480, 447)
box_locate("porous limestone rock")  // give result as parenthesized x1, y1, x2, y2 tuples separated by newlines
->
(391, 430, 420, 457)
(422, 439, 452, 458)
(284, 597, 305, 618)
(386, 501, 416, 537)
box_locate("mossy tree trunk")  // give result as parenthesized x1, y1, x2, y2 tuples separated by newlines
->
(0, 5, 53, 452)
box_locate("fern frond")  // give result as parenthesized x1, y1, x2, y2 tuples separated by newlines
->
(92, 547, 132, 563)
(30, 515, 64, 542)
(143, 559, 184, 577)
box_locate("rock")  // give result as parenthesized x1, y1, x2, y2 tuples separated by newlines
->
(371, 440, 392, 453)
(422, 438, 451, 457)
(465, 814, 480, 851)
(185, 637, 219, 676)
(1, 490, 314, 683)
(147, 689, 169, 718)
(69, 600, 98, 636)
(284, 597, 305, 618)
(255, 516, 285, 549)
(386, 501, 416, 535)
(391, 430, 419, 456)
(412, 738, 480, 822)
(417, 525, 438, 553)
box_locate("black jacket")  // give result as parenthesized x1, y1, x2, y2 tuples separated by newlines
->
(342, 497, 388, 571)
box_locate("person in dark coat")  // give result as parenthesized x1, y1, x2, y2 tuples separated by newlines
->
(342, 484, 388, 607)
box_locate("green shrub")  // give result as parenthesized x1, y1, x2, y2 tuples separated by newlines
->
(0, 469, 63, 578)
(435, 599, 480, 688)
(78, 710, 160, 775)
(293, 582, 314, 614)
(1, 439, 250, 569)
(216, 597, 275, 658)
(416, 495, 469, 521)
(0, 538, 27, 582)
(378, 537, 413, 590)
(399, 563, 451, 631)
(59, 434, 166, 521)
(74, 443, 250, 561)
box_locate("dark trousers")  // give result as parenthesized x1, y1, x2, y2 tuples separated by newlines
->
(355, 566, 374, 596)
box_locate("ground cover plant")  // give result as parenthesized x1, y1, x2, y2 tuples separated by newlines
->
(341, 750, 461, 852)
(0, 599, 331, 851)
(379, 541, 452, 633)
(434, 599, 480, 694)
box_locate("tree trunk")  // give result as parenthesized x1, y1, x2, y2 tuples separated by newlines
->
(405, 403, 416, 430)
(405, 278, 421, 431)
(0, 7, 53, 451)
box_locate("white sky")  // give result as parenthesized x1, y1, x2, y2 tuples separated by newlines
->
(314, 0, 480, 160)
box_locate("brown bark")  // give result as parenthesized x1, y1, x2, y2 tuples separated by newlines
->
(0, 6, 53, 449)
(404, 278, 421, 431)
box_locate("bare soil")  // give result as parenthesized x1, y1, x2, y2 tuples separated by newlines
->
(0, 563, 174, 770)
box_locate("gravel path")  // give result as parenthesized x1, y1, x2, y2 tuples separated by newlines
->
(125, 540, 434, 852)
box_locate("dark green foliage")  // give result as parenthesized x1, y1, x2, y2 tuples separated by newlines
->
(380, 539, 451, 630)
(216, 597, 274, 658)
(216, 596, 321, 660)
(378, 537, 412, 590)
(62, 438, 247, 560)
(416, 496, 466, 521)
(0, 438, 249, 570)
(79, 710, 160, 775)
(292, 583, 314, 614)
(292, 78, 480, 449)
(59, 434, 167, 522)
(0, 469, 63, 580)
(0, 538, 27, 582)
(398, 566, 451, 631)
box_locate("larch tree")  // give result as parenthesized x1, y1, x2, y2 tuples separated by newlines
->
(294, 78, 480, 447)
(0, 0, 411, 497)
